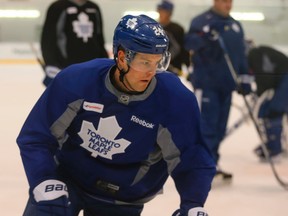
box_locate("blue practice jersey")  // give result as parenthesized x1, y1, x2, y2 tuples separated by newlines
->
(185, 9, 249, 92)
(17, 59, 215, 210)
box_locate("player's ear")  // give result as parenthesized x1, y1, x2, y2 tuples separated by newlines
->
(117, 50, 126, 65)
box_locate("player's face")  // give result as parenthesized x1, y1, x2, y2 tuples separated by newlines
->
(125, 53, 162, 92)
(214, 0, 232, 17)
(157, 9, 172, 25)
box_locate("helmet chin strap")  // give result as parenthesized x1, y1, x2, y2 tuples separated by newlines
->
(118, 66, 128, 83)
(117, 65, 144, 95)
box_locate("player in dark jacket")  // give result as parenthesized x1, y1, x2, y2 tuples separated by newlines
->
(17, 14, 215, 216)
(185, 0, 253, 181)
(248, 45, 288, 161)
(41, 0, 108, 86)
(157, 0, 190, 76)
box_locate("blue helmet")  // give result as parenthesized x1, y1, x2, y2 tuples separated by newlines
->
(113, 14, 169, 57)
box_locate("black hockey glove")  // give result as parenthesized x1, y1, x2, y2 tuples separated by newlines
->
(202, 20, 232, 41)
(236, 73, 254, 96)
(202, 25, 219, 41)
(31, 179, 70, 215)
(237, 83, 252, 96)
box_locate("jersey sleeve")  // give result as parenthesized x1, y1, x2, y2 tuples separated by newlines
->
(185, 16, 207, 52)
(40, 2, 65, 68)
(156, 78, 216, 211)
(16, 69, 80, 188)
(236, 22, 250, 76)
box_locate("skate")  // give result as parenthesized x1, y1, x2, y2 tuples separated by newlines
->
(212, 167, 233, 187)
(254, 145, 283, 163)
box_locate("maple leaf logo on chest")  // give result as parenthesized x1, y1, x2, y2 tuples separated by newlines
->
(78, 116, 131, 159)
(72, 12, 93, 43)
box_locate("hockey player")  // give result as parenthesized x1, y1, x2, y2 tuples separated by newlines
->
(17, 14, 215, 216)
(248, 45, 288, 161)
(156, 0, 190, 76)
(184, 0, 253, 181)
(40, 0, 108, 87)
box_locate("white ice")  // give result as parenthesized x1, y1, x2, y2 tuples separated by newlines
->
(0, 63, 287, 215)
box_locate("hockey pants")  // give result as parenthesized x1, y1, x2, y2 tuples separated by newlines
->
(195, 89, 232, 163)
(261, 117, 283, 155)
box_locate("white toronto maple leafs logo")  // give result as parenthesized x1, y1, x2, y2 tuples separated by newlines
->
(72, 12, 93, 43)
(126, 18, 138, 29)
(78, 117, 131, 159)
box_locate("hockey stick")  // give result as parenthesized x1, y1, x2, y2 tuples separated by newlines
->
(30, 42, 53, 86)
(29, 42, 45, 71)
(225, 94, 257, 139)
(217, 35, 288, 190)
(225, 110, 250, 139)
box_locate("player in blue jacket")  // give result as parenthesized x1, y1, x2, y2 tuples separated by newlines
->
(17, 14, 215, 216)
(185, 0, 253, 181)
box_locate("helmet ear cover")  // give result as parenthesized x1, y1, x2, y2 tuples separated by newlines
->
(124, 49, 136, 65)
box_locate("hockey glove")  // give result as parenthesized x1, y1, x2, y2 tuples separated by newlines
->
(202, 20, 232, 41)
(202, 25, 219, 41)
(237, 83, 252, 96)
(31, 179, 70, 215)
(236, 74, 254, 96)
(172, 207, 208, 216)
(45, 65, 61, 79)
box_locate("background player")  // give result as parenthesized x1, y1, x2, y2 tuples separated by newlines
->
(156, 0, 190, 76)
(184, 0, 253, 181)
(248, 45, 288, 162)
(41, 0, 108, 86)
